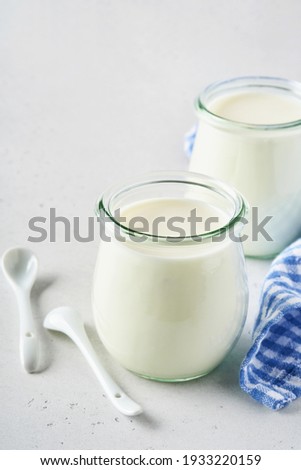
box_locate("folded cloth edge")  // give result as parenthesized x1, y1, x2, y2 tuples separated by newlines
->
(239, 307, 298, 410)
(240, 238, 301, 411)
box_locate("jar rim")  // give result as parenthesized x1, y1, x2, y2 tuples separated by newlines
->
(195, 76, 301, 131)
(96, 171, 246, 243)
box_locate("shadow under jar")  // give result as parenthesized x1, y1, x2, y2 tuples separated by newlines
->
(92, 171, 249, 381)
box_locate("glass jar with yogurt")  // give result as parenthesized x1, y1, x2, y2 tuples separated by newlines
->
(189, 76, 301, 258)
(92, 172, 248, 381)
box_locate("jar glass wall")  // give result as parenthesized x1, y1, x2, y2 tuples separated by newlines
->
(92, 171, 249, 381)
(189, 76, 301, 258)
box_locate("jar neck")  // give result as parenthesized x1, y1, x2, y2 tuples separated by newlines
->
(96, 171, 246, 246)
(196, 76, 301, 131)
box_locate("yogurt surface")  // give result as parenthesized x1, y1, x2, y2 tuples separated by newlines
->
(118, 197, 229, 237)
(209, 90, 301, 125)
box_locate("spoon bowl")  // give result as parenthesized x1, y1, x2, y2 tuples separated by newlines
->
(2, 247, 38, 292)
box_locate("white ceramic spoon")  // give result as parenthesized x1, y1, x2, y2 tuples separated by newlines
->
(44, 306, 142, 417)
(2, 247, 40, 373)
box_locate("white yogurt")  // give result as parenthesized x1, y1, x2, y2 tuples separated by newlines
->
(209, 90, 301, 125)
(92, 174, 248, 381)
(118, 197, 228, 236)
(189, 77, 301, 258)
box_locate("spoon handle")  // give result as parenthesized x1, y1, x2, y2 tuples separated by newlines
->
(17, 291, 39, 373)
(66, 323, 142, 416)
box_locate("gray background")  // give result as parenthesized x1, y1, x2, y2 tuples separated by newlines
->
(1, 0, 300, 449)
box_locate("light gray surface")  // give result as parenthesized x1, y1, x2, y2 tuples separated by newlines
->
(1, 0, 301, 450)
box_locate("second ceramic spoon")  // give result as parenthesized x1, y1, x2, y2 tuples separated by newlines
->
(44, 306, 142, 417)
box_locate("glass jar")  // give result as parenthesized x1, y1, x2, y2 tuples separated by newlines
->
(92, 171, 248, 381)
(189, 76, 301, 258)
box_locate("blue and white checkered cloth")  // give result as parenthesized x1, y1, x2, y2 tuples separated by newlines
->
(240, 239, 301, 410)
